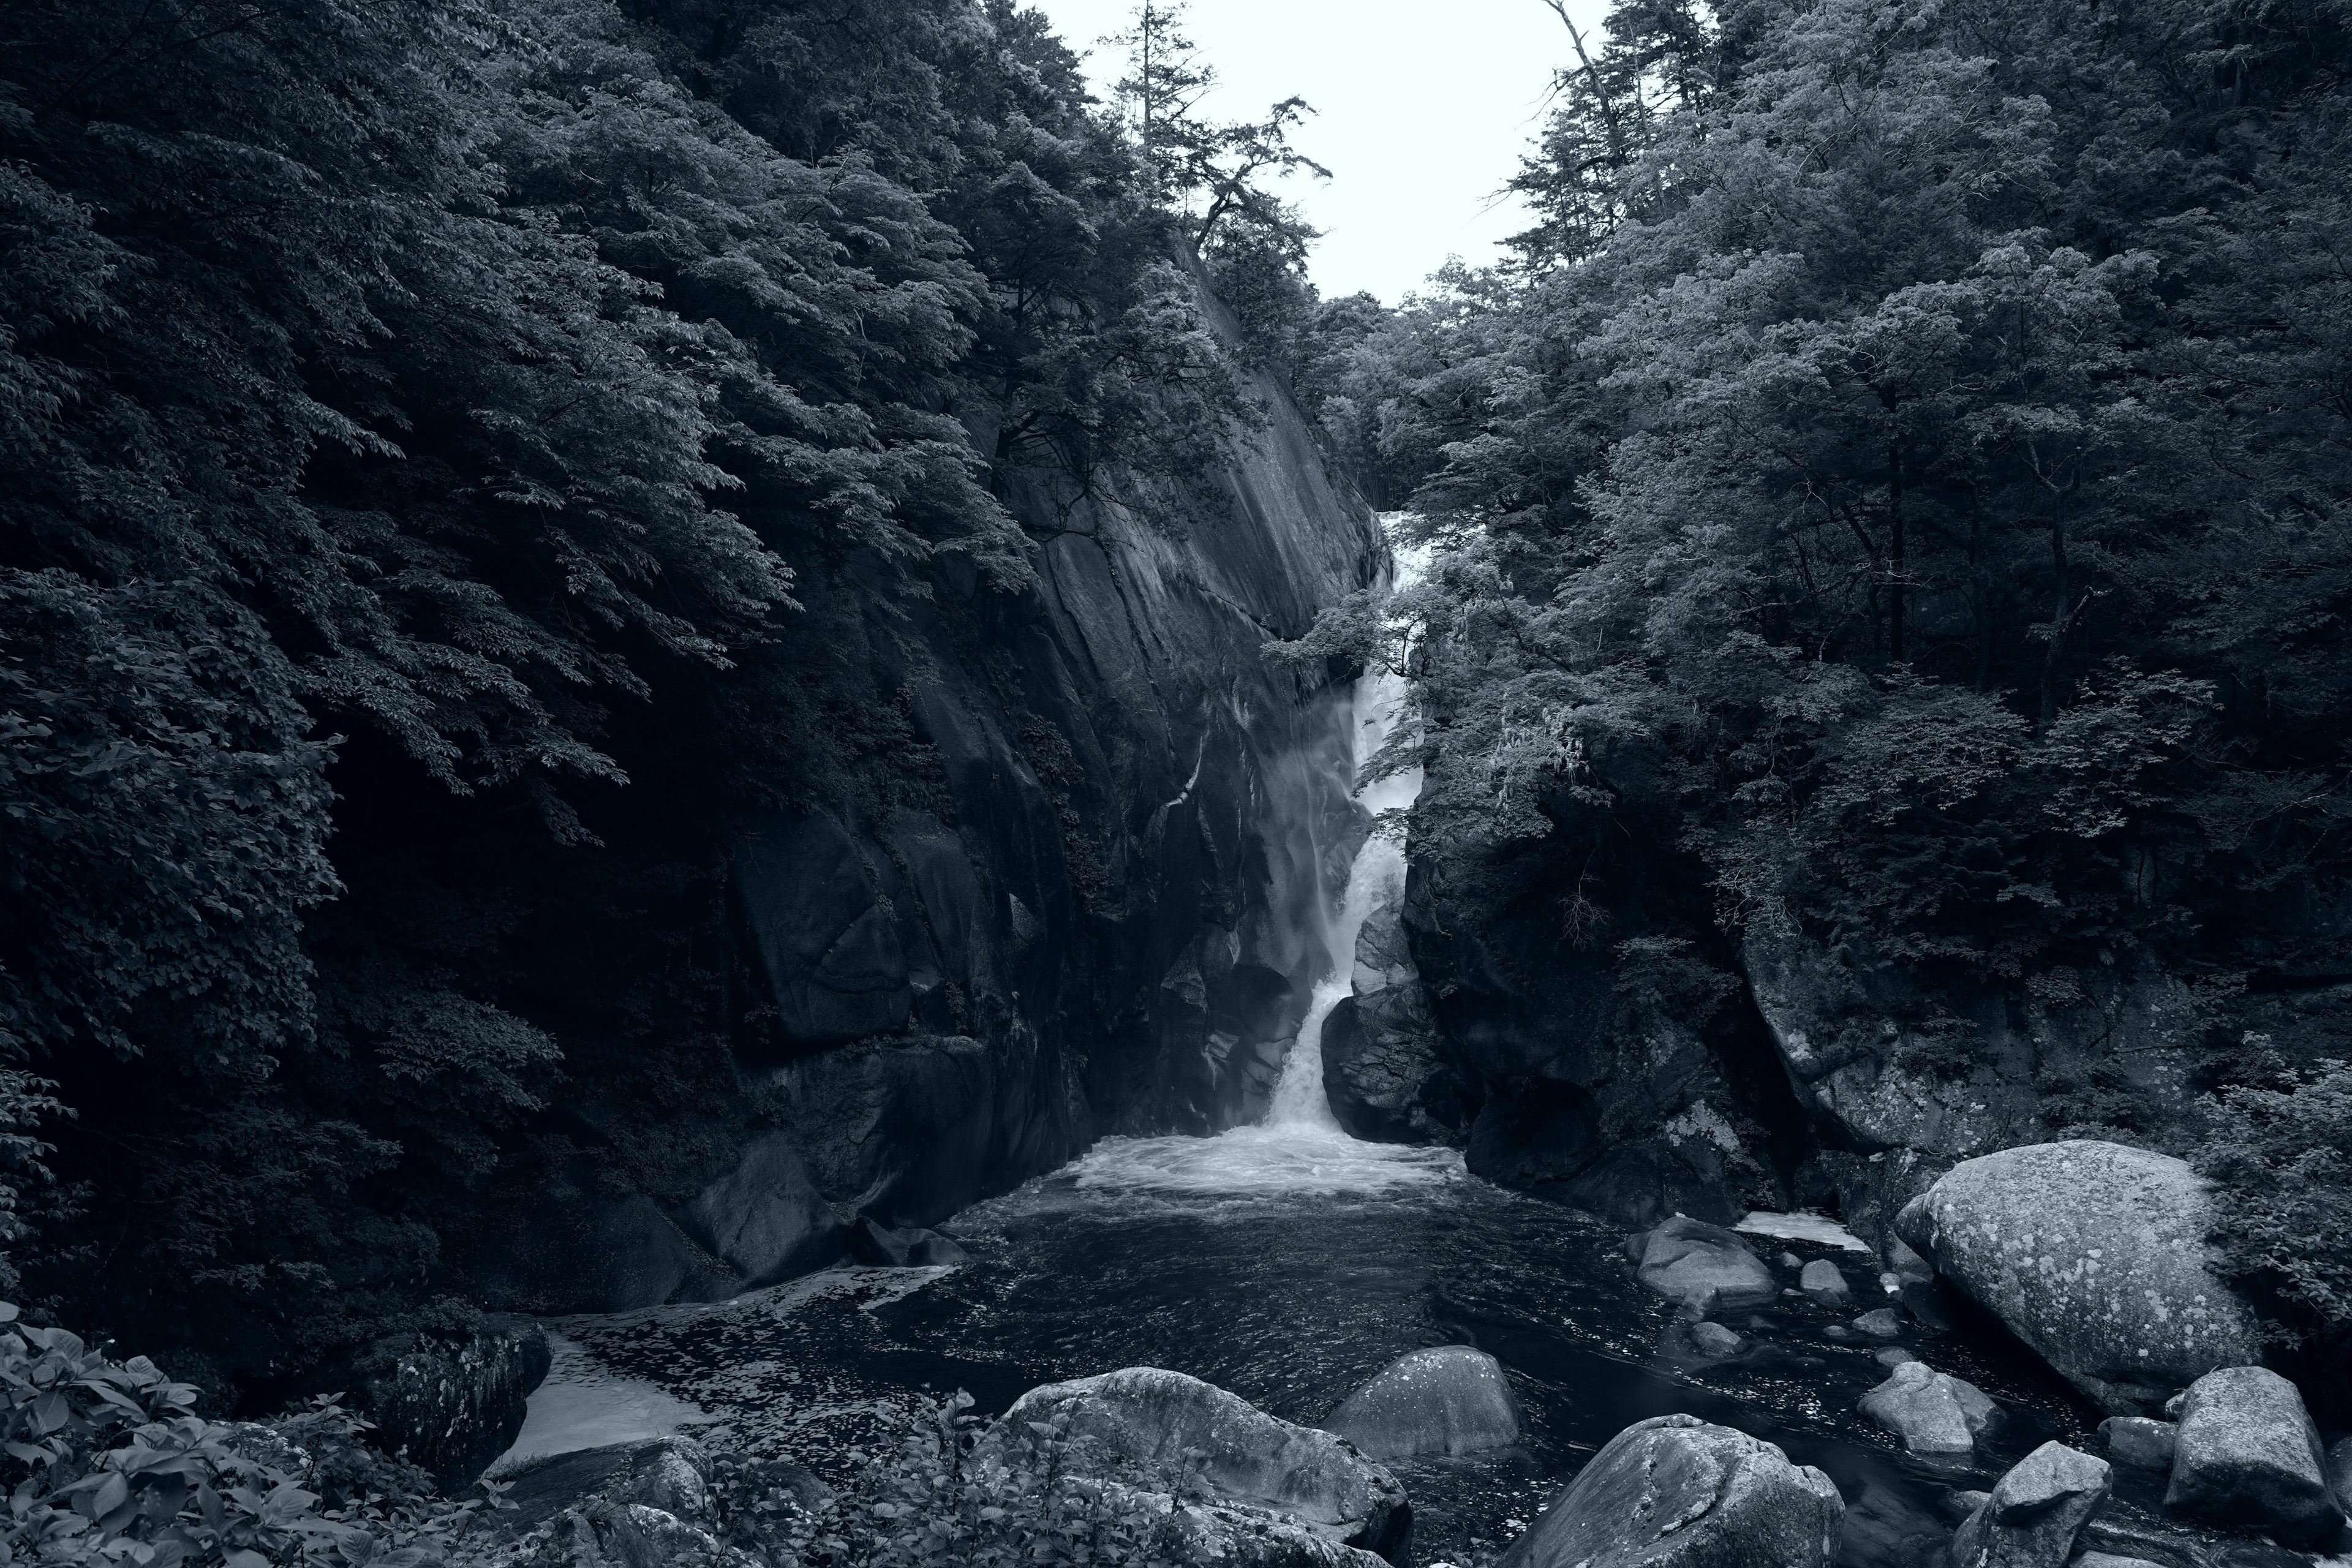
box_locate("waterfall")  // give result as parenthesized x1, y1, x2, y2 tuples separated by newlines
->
(1263, 663, 1423, 1129)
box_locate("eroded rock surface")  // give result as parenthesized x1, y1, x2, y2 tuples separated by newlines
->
(333, 1319, 552, 1493)
(1894, 1142, 2263, 1412)
(1495, 1414, 1842, 1568)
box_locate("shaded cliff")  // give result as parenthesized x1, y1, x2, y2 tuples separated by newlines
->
(456, 341, 1384, 1314)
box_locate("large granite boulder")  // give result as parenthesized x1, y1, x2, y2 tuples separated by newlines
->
(993, 1368, 1411, 1564)
(1950, 1441, 2111, 1568)
(1321, 868, 1460, 1144)
(2100, 1416, 2177, 1472)
(333, 1319, 552, 1493)
(1859, 1360, 1999, 1455)
(1894, 1141, 2264, 1412)
(2163, 1366, 2343, 1545)
(1322, 1346, 1520, 1460)
(1496, 1414, 1842, 1568)
(1628, 1216, 1779, 1314)
(674, 1131, 844, 1286)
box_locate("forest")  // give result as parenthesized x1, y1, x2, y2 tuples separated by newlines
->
(6, 0, 2352, 1564)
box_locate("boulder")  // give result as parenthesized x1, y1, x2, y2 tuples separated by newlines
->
(1495, 1414, 1842, 1568)
(2073, 1555, 2168, 1568)
(500, 1437, 730, 1537)
(674, 1132, 844, 1286)
(1860, 1360, 1999, 1455)
(1894, 1142, 2263, 1413)
(1627, 1217, 1778, 1314)
(847, 1216, 969, 1267)
(2163, 1366, 2343, 1545)
(1875, 1348, 1917, 1367)
(993, 1368, 1410, 1564)
(2332, 1432, 2351, 1512)
(1800, 1259, 1852, 1308)
(1950, 1441, 2111, 1568)
(2100, 1416, 2178, 1472)
(1689, 1322, 1744, 1357)
(1852, 1308, 1902, 1338)
(334, 1319, 552, 1493)
(1322, 1346, 1520, 1460)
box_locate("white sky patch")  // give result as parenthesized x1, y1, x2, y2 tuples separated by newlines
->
(1025, 0, 1610, 304)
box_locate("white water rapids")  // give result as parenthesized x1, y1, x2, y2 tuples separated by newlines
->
(1058, 587, 1462, 1203)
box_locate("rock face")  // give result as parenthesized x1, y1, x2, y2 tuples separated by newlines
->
(1894, 1142, 2264, 1413)
(1860, 1360, 1999, 1454)
(1321, 867, 1460, 1144)
(456, 282, 1385, 1314)
(1495, 1414, 1842, 1568)
(1629, 1216, 1779, 1313)
(1322, 1346, 1520, 1460)
(2163, 1366, 2343, 1545)
(995, 1368, 1411, 1565)
(334, 1320, 552, 1493)
(1950, 1441, 2111, 1568)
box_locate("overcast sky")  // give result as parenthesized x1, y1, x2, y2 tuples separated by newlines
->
(1024, 0, 1610, 304)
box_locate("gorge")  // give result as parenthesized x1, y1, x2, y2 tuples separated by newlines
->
(8, 0, 2352, 1566)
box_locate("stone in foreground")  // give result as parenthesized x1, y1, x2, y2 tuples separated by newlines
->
(1860, 1360, 1998, 1455)
(994, 1367, 1411, 1564)
(2099, 1415, 2177, 1472)
(2162, 1365, 2343, 1545)
(333, 1319, 552, 1493)
(1323, 1345, 1520, 1460)
(1628, 1216, 1779, 1314)
(1496, 1413, 1842, 1568)
(1894, 1141, 2263, 1413)
(1950, 1441, 2110, 1568)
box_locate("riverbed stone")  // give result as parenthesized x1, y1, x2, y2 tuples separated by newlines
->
(2163, 1365, 2343, 1545)
(1894, 1141, 2264, 1414)
(1689, 1322, 1744, 1357)
(993, 1367, 1411, 1564)
(1950, 1441, 2111, 1568)
(846, 1216, 968, 1267)
(330, 1319, 552, 1493)
(1852, 1307, 1902, 1338)
(1627, 1216, 1778, 1313)
(1860, 1360, 1999, 1454)
(1322, 1346, 1520, 1460)
(1800, 1259, 1853, 1307)
(2101, 1416, 2178, 1471)
(1496, 1414, 1841, 1568)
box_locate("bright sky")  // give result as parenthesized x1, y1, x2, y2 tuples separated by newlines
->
(1025, 0, 1610, 304)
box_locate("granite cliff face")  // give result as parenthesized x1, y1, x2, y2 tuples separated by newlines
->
(465, 322, 1383, 1313)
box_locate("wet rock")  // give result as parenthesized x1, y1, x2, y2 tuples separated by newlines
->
(2101, 1416, 2179, 1471)
(676, 1132, 844, 1286)
(2331, 1432, 2351, 1510)
(1322, 1345, 1520, 1460)
(993, 1367, 1411, 1564)
(1495, 1414, 1842, 1568)
(1894, 1141, 2263, 1414)
(1627, 1216, 1778, 1314)
(2074, 1554, 2169, 1568)
(2163, 1366, 2343, 1545)
(1950, 1441, 2111, 1568)
(1321, 872, 1461, 1145)
(543, 1498, 728, 1568)
(1779, 1251, 1804, 1271)
(1840, 1479, 1960, 1566)
(1800, 1259, 1852, 1307)
(1689, 1322, 1744, 1357)
(1875, 1348, 1918, 1367)
(500, 1438, 726, 1537)
(846, 1216, 968, 1267)
(1860, 1360, 1999, 1454)
(1852, 1307, 1902, 1338)
(332, 1319, 552, 1493)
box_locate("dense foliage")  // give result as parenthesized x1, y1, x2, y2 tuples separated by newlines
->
(0, 0, 1330, 1398)
(1292, 0, 2352, 1357)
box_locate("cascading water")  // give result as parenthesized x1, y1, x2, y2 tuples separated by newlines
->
(1261, 665, 1422, 1132)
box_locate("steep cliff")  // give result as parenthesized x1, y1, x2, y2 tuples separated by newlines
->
(460, 344, 1383, 1313)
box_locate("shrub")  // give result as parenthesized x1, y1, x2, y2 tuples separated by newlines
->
(707, 1392, 1215, 1568)
(2199, 1059, 2352, 1340)
(0, 1304, 497, 1568)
